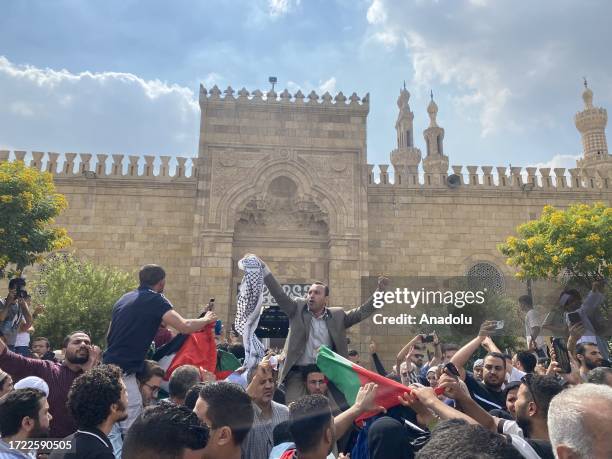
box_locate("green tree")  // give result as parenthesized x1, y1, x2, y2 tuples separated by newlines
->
(498, 202, 611, 288)
(31, 253, 137, 348)
(0, 161, 71, 276)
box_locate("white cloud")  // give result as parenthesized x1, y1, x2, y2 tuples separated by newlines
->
(318, 77, 337, 95)
(0, 56, 199, 156)
(367, 0, 387, 24)
(202, 72, 223, 88)
(363, 0, 612, 141)
(528, 154, 580, 171)
(268, 0, 300, 17)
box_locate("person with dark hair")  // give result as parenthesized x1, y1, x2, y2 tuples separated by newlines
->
(270, 420, 294, 459)
(193, 381, 254, 459)
(0, 331, 98, 437)
(49, 365, 128, 459)
(252, 255, 389, 403)
(31, 337, 56, 361)
(184, 382, 206, 411)
(450, 322, 508, 411)
(301, 365, 341, 418)
(135, 360, 166, 407)
(519, 294, 546, 355)
(416, 419, 521, 459)
(281, 384, 382, 459)
(435, 372, 561, 458)
(0, 368, 13, 398)
(122, 404, 209, 459)
(0, 278, 33, 353)
(288, 395, 335, 459)
(586, 366, 612, 386)
(503, 381, 521, 418)
(0, 388, 52, 458)
(513, 351, 537, 374)
(103, 264, 218, 434)
(168, 365, 201, 406)
(575, 342, 603, 380)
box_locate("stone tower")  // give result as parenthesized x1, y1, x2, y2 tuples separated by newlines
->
(575, 82, 612, 183)
(422, 92, 449, 185)
(390, 84, 421, 185)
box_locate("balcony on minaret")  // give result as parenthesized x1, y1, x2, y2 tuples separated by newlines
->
(574, 82, 610, 171)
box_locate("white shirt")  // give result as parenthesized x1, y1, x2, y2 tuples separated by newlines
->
(14, 331, 30, 347)
(296, 308, 332, 366)
(507, 366, 527, 383)
(525, 308, 545, 349)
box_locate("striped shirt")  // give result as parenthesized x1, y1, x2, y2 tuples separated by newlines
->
(241, 401, 289, 459)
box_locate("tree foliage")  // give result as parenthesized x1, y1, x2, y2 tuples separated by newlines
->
(498, 203, 612, 288)
(31, 253, 137, 348)
(0, 161, 71, 276)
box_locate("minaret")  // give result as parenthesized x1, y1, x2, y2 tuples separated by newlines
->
(390, 83, 421, 185)
(422, 91, 449, 183)
(396, 82, 415, 149)
(575, 80, 611, 173)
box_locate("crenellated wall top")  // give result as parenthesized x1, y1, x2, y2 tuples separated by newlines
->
(199, 84, 369, 113)
(366, 163, 612, 191)
(0, 150, 197, 180)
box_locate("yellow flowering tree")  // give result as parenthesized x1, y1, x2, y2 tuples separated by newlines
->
(498, 203, 611, 288)
(0, 161, 71, 276)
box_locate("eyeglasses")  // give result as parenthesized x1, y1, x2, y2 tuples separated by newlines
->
(413, 354, 425, 359)
(143, 383, 160, 396)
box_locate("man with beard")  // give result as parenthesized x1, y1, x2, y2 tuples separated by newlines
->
(0, 388, 52, 458)
(574, 342, 603, 381)
(0, 331, 99, 437)
(450, 322, 508, 411)
(50, 365, 128, 459)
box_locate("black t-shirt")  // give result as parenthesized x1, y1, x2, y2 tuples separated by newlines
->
(464, 371, 507, 412)
(103, 287, 173, 373)
(49, 428, 114, 459)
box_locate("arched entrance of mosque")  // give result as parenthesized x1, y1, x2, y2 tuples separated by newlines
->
(230, 175, 331, 343)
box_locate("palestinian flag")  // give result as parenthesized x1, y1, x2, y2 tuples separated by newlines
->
(153, 324, 217, 380)
(153, 325, 243, 382)
(216, 349, 242, 380)
(317, 345, 441, 423)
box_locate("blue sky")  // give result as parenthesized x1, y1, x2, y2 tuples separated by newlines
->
(1, 0, 611, 172)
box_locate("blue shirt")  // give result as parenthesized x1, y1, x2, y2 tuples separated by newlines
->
(103, 287, 173, 373)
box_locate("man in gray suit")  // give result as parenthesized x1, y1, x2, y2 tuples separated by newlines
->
(258, 257, 388, 403)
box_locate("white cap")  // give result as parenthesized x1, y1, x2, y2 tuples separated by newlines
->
(14, 376, 50, 396)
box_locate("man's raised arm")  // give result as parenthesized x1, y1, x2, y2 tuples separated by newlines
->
(450, 321, 496, 380)
(259, 259, 299, 318)
(344, 276, 389, 329)
(162, 309, 217, 335)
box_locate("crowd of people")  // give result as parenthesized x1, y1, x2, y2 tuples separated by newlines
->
(0, 260, 610, 459)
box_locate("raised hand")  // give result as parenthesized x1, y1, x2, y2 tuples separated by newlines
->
(437, 374, 470, 401)
(203, 310, 218, 324)
(377, 276, 390, 291)
(354, 382, 386, 415)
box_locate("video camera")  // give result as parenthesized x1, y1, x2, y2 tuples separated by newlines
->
(12, 278, 28, 299)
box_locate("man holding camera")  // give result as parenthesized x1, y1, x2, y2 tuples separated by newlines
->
(0, 278, 32, 353)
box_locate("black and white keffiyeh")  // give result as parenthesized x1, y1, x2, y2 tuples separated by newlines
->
(234, 255, 266, 370)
